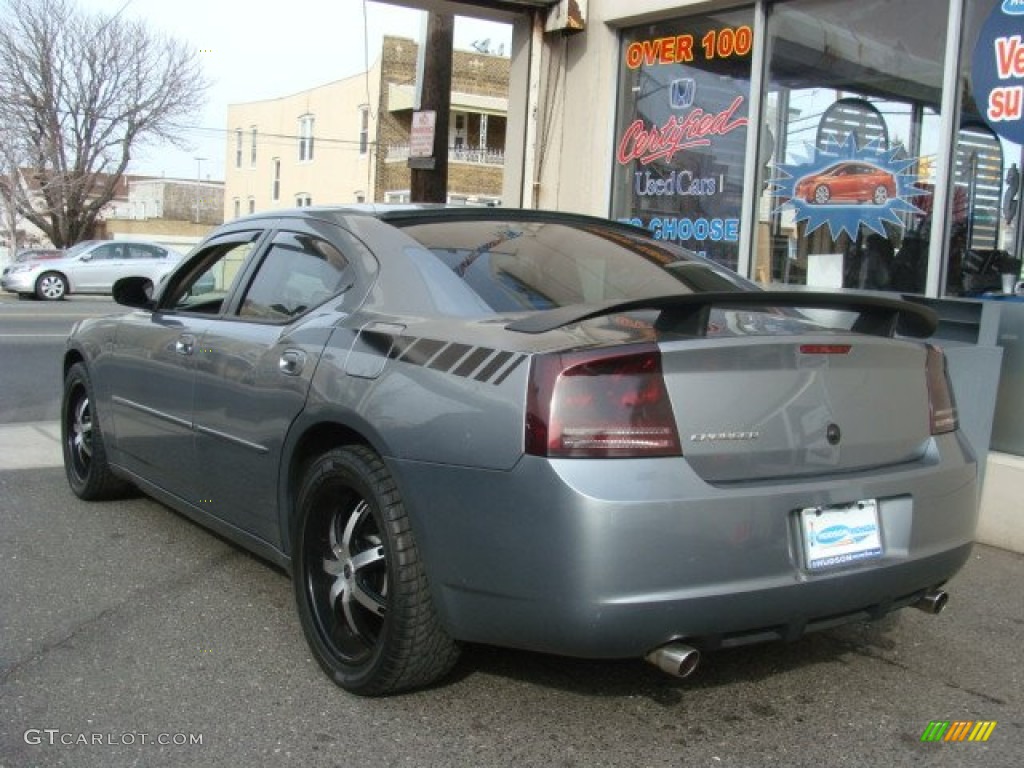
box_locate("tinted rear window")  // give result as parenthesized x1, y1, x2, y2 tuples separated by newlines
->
(397, 218, 750, 313)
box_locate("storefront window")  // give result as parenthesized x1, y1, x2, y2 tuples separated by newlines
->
(950, 0, 1024, 296)
(757, 0, 949, 293)
(612, 8, 755, 271)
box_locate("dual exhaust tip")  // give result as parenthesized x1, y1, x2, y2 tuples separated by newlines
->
(644, 589, 948, 679)
(644, 642, 700, 679)
(913, 588, 949, 615)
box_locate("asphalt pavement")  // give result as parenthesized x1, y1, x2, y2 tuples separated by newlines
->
(0, 295, 118, 423)
(0, 294, 1022, 767)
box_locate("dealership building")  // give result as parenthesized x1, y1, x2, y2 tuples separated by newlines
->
(395, 0, 1024, 548)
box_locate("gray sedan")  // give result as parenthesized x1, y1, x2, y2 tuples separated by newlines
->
(61, 207, 977, 695)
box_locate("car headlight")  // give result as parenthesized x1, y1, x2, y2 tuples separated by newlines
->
(8, 264, 35, 274)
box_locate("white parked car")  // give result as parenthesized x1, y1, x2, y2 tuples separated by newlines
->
(1, 239, 183, 300)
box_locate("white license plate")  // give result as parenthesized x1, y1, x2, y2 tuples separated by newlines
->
(800, 500, 882, 571)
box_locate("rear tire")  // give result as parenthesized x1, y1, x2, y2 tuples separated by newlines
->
(62, 362, 132, 499)
(293, 446, 460, 695)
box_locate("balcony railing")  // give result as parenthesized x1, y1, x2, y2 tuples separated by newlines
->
(386, 144, 505, 166)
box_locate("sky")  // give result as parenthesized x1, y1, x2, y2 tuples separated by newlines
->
(76, 0, 513, 180)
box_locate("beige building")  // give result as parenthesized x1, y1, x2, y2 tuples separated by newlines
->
(223, 36, 508, 219)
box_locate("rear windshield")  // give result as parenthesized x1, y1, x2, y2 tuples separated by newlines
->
(396, 218, 751, 313)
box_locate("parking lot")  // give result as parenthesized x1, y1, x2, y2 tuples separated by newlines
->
(1, 297, 1021, 767)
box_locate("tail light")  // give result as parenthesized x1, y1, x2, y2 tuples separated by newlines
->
(925, 344, 958, 435)
(525, 344, 682, 458)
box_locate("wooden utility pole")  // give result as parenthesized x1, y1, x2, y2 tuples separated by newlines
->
(409, 12, 453, 203)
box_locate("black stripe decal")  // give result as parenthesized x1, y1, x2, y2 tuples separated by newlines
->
(452, 346, 494, 377)
(387, 335, 519, 386)
(361, 331, 396, 356)
(428, 342, 473, 372)
(400, 338, 446, 366)
(492, 354, 525, 386)
(389, 335, 417, 359)
(474, 351, 513, 382)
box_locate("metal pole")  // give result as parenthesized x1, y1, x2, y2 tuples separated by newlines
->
(194, 157, 206, 224)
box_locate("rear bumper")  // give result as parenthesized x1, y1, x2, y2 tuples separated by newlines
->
(391, 431, 978, 658)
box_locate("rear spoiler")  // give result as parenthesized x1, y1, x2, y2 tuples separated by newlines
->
(505, 291, 938, 339)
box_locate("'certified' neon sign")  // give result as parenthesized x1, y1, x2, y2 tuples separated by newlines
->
(616, 96, 748, 165)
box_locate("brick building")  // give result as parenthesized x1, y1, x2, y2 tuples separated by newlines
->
(223, 36, 508, 218)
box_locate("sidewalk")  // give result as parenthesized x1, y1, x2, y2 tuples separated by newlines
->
(0, 421, 62, 470)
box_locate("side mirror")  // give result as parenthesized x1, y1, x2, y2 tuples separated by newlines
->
(112, 276, 154, 309)
(79, 253, 92, 262)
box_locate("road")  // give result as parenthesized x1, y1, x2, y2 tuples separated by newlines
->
(0, 295, 119, 423)
(0, 295, 1021, 767)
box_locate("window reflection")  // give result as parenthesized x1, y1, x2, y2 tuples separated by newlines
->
(757, 0, 949, 294)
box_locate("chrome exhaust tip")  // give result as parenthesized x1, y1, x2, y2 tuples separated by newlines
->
(645, 642, 701, 679)
(914, 589, 949, 615)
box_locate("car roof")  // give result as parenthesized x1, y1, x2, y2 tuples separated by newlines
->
(224, 204, 653, 236)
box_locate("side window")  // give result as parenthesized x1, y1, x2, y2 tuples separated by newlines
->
(162, 238, 260, 314)
(238, 232, 349, 321)
(127, 244, 165, 260)
(91, 244, 121, 260)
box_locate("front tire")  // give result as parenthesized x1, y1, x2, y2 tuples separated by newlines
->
(62, 362, 131, 499)
(36, 272, 68, 300)
(813, 184, 831, 205)
(293, 446, 459, 695)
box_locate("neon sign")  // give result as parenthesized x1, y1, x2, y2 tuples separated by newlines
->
(624, 26, 752, 68)
(616, 96, 748, 165)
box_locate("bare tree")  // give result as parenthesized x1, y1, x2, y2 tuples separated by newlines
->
(0, 0, 208, 247)
(1, 136, 25, 255)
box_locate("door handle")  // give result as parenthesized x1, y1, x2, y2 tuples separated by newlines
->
(279, 349, 307, 376)
(175, 334, 196, 356)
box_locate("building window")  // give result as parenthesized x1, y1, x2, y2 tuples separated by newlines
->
(754, 0, 949, 293)
(946, 0, 1023, 297)
(233, 198, 240, 219)
(235, 129, 243, 168)
(250, 127, 258, 167)
(272, 158, 280, 202)
(298, 115, 315, 162)
(359, 106, 369, 155)
(612, 9, 754, 271)
(296, 194, 312, 207)
(248, 197, 256, 215)
(385, 191, 410, 204)
(453, 112, 467, 149)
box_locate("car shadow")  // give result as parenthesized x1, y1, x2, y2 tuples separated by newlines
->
(445, 613, 905, 704)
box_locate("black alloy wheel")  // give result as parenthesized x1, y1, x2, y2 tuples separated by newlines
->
(293, 445, 459, 695)
(61, 362, 131, 499)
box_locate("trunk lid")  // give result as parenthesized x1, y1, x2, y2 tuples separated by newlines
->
(659, 335, 931, 483)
